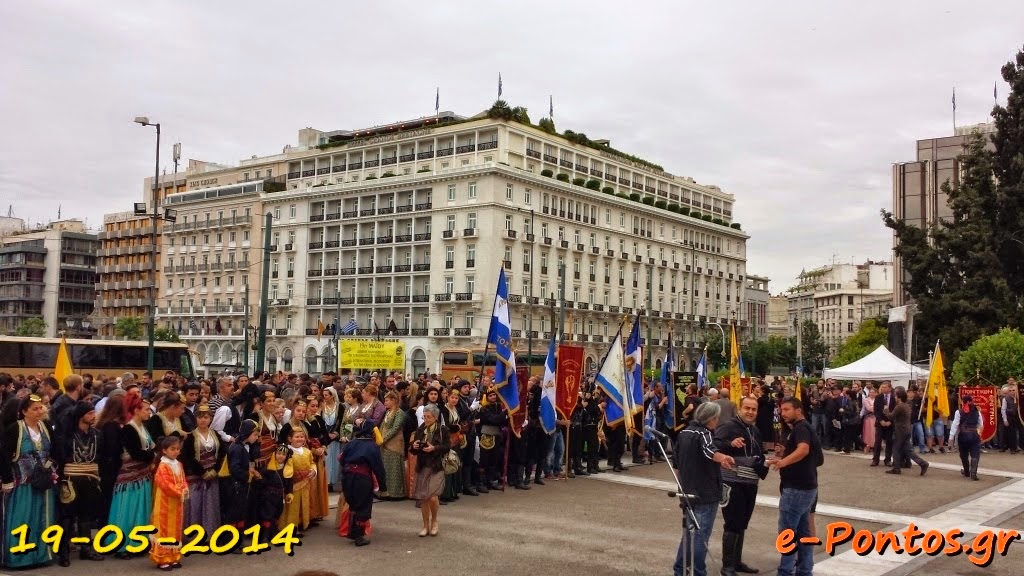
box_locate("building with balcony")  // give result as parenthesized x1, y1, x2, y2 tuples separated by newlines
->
(157, 178, 270, 374)
(786, 261, 893, 352)
(744, 274, 769, 341)
(0, 219, 98, 337)
(93, 211, 163, 338)
(767, 295, 790, 338)
(154, 108, 749, 376)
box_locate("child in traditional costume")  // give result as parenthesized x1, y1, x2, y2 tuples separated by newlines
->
(339, 421, 386, 547)
(150, 436, 188, 570)
(258, 445, 293, 542)
(279, 428, 315, 536)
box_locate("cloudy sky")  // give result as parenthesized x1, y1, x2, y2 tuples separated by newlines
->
(1, 1, 1020, 291)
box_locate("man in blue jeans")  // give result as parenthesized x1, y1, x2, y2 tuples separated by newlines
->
(673, 402, 736, 576)
(769, 396, 820, 576)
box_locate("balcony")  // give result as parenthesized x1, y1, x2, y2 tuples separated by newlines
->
(606, 250, 615, 257)
(332, 165, 346, 173)
(325, 212, 341, 221)
(592, 247, 600, 255)
(399, 153, 415, 162)
(412, 294, 429, 303)
(394, 264, 411, 272)
(466, 259, 475, 267)
(445, 260, 454, 269)
(381, 157, 397, 166)
(394, 295, 411, 303)
(338, 297, 354, 305)
(436, 148, 454, 157)
(357, 296, 373, 304)
(396, 205, 413, 214)
(343, 210, 358, 218)
(609, 306, 620, 313)
(559, 159, 573, 169)
(564, 301, 575, 309)
(435, 293, 452, 302)
(511, 329, 522, 338)
(478, 141, 498, 151)
(340, 239, 356, 247)
(456, 144, 476, 154)
(335, 267, 351, 275)
(415, 202, 432, 211)
(578, 302, 590, 310)
(455, 292, 473, 301)
(525, 233, 535, 242)
(543, 154, 557, 163)
(605, 173, 616, 181)
(411, 328, 428, 336)
(593, 304, 604, 312)
(526, 149, 541, 159)
(559, 240, 569, 249)
(288, 171, 301, 179)
(302, 170, 314, 178)
(269, 245, 279, 252)
(593, 335, 604, 343)
(505, 229, 517, 239)
(590, 169, 603, 178)
(306, 297, 321, 305)
(357, 266, 374, 274)
(309, 241, 324, 249)
(576, 244, 584, 252)
(378, 206, 394, 215)
(375, 296, 391, 304)
(395, 234, 412, 242)
(375, 265, 392, 273)
(414, 233, 431, 241)
(316, 167, 331, 176)
(359, 237, 375, 246)
(413, 263, 430, 271)
(433, 328, 451, 336)
(443, 230, 454, 239)
(463, 228, 477, 237)
(503, 260, 511, 270)
(575, 163, 587, 172)
(454, 328, 472, 336)
(619, 178, 630, 185)
(543, 237, 552, 245)
(417, 151, 435, 160)
(348, 162, 363, 170)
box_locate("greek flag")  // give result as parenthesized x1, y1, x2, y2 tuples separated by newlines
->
(624, 312, 644, 416)
(696, 349, 708, 390)
(539, 334, 557, 434)
(596, 328, 627, 426)
(341, 319, 358, 335)
(662, 337, 676, 430)
(643, 396, 657, 441)
(486, 269, 519, 414)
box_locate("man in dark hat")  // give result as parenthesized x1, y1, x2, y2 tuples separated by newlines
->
(477, 387, 507, 491)
(55, 401, 105, 566)
(340, 421, 387, 546)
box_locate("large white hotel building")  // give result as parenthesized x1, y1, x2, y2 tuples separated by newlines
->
(156, 108, 749, 376)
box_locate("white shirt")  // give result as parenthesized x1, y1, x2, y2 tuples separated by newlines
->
(211, 405, 235, 442)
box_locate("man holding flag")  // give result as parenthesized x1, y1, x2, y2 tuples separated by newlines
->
(595, 324, 629, 472)
(480, 269, 520, 490)
(625, 314, 645, 464)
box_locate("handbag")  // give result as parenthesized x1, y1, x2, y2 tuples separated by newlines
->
(59, 479, 76, 504)
(373, 426, 384, 446)
(28, 454, 55, 492)
(442, 449, 461, 474)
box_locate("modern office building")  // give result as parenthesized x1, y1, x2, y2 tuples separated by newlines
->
(0, 219, 98, 337)
(159, 108, 750, 376)
(786, 261, 893, 352)
(891, 122, 995, 306)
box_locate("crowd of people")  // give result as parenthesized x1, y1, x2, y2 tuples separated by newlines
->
(0, 367, 1016, 574)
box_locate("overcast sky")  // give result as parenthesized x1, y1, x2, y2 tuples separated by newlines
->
(1, 0, 1021, 291)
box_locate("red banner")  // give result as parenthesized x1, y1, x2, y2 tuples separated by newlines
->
(555, 344, 584, 419)
(959, 386, 998, 442)
(509, 366, 531, 436)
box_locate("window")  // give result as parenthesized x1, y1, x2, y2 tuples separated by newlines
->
(467, 245, 476, 262)
(467, 213, 477, 228)
(848, 309, 854, 319)
(273, 207, 281, 220)
(289, 205, 296, 218)
(504, 246, 513, 263)
(505, 215, 513, 230)
(468, 182, 477, 199)
(445, 246, 455, 262)
(524, 188, 532, 205)
(447, 184, 456, 201)
(847, 322, 854, 332)
(446, 215, 456, 231)
(465, 311, 475, 330)
(848, 296, 854, 305)
(466, 275, 475, 293)
(506, 183, 514, 201)
(445, 276, 454, 293)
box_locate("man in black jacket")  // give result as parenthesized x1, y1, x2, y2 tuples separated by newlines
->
(714, 396, 767, 575)
(673, 402, 735, 576)
(870, 381, 896, 467)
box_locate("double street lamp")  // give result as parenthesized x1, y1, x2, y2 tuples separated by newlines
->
(133, 116, 177, 374)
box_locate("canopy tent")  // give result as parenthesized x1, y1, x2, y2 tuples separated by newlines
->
(822, 345, 929, 381)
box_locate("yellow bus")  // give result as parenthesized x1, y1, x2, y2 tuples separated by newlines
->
(438, 347, 546, 383)
(0, 336, 195, 379)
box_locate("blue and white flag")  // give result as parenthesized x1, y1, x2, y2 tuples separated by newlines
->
(341, 319, 358, 335)
(739, 354, 746, 378)
(624, 312, 644, 416)
(486, 269, 520, 414)
(539, 334, 558, 434)
(696, 348, 708, 391)
(662, 336, 676, 431)
(643, 397, 657, 441)
(596, 328, 627, 426)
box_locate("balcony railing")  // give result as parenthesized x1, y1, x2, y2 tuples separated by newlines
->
(434, 328, 450, 336)
(417, 151, 434, 159)
(394, 264, 411, 272)
(434, 293, 452, 302)
(396, 205, 413, 213)
(454, 328, 472, 336)
(456, 144, 476, 154)
(309, 241, 324, 249)
(526, 149, 541, 159)
(394, 295, 410, 303)
(415, 202, 432, 211)
(478, 141, 497, 151)
(399, 153, 415, 162)
(412, 294, 429, 303)
(436, 148, 454, 157)
(455, 292, 473, 301)
(543, 154, 557, 163)
(413, 263, 430, 271)
(411, 328, 428, 336)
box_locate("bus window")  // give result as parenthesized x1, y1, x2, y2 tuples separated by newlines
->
(0, 342, 22, 367)
(72, 344, 109, 369)
(442, 352, 468, 366)
(110, 345, 147, 371)
(24, 343, 58, 369)
(473, 352, 487, 367)
(178, 351, 193, 378)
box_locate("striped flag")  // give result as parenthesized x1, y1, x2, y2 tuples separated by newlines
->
(696, 347, 708, 390)
(595, 327, 628, 426)
(486, 268, 520, 414)
(435, 88, 439, 113)
(539, 334, 557, 434)
(341, 319, 358, 335)
(498, 72, 503, 98)
(662, 336, 676, 430)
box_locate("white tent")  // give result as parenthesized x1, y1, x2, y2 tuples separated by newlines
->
(822, 345, 928, 381)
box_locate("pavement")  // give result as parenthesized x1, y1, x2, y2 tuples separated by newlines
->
(4, 448, 1021, 576)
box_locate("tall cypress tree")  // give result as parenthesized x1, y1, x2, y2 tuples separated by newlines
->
(883, 46, 1024, 362)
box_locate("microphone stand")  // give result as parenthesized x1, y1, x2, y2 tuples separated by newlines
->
(650, 429, 699, 576)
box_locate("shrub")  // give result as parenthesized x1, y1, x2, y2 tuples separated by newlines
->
(691, 211, 702, 218)
(668, 203, 680, 212)
(538, 117, 557, 134)
(641, 196, 655, 206)
(702, 214, 713, 222)
(654, 200, 668, 209)
(712, 218, 724, 225)
(602, 186, 615, 194)
(365, 174, 378, 180)
(541, 169, 554, 177)
(730, 222, 742, 230)
(629, 193, 641, 202)
(617, 192, 630, 200)
(573, 177, 586, 186)
(586, 179, 601, 190)
(556, 173, 570, 182)
(952, 328, 1024, 384)
(680, 207, 690, 215)
(381, 171, 395, 178)
(417, 167, 431, 173)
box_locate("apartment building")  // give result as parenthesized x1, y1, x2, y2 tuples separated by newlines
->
(0, 219, 98, 337)
(157, 175, 271, 373)
(161, 109, 749, 375)
(744, 274, 769, 341)
(786, 261, 893, 352)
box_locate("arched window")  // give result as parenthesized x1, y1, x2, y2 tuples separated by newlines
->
(305, 347, 318, 374)
(267, 348, 278, 373)
(411, 348, 427, 378)
(282, 348, 294, 372)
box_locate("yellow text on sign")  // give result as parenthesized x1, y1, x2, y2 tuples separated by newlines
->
(339, 339, 405, 371)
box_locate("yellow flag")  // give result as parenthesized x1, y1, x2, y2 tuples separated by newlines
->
(795, 375, 802, 400)
(924, 342, 950, 428)
(729, 323, 742, 406)
(54, 337, 74, 390)
(316, 319, 326, 342)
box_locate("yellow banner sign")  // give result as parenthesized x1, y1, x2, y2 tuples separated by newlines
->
(339, 339, 405, 371)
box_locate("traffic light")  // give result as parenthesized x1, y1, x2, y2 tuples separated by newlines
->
(699, 317, 706, 330)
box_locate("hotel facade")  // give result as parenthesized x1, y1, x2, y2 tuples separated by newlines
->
(158, 110, 750, 376)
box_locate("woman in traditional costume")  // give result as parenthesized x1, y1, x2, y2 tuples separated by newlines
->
(150, 436, 188, 570)
(321, 388, 343, 490)
(379, 392, 407, 500)
(181, 402, 225, 535)
(107, 395, 155, 558)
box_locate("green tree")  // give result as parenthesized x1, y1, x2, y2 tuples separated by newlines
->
(14, 317, 46, 337)
(799, 320, 827, 374)
(831, 318, 888, 367)
(153, 326, 181, 343)
(748, 335, 797, 374)
(538, 117, 556, 134)
(701, 331, 726, 371)
(486, 99, 512, 120)
(951, 327, 1024, 385)
(114, 316, 144, 340)
(882, 46, 1024, 364)
(510, 106, 530, 124)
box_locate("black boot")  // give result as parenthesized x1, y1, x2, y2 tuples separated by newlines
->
(960, 453, 970, 477)
(534, 468, 545, 485)
(78, 522, 104, 562)
(735, 531, 758, 573)
(720, 531, 738, 576)
(970, 457, 980, 481)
